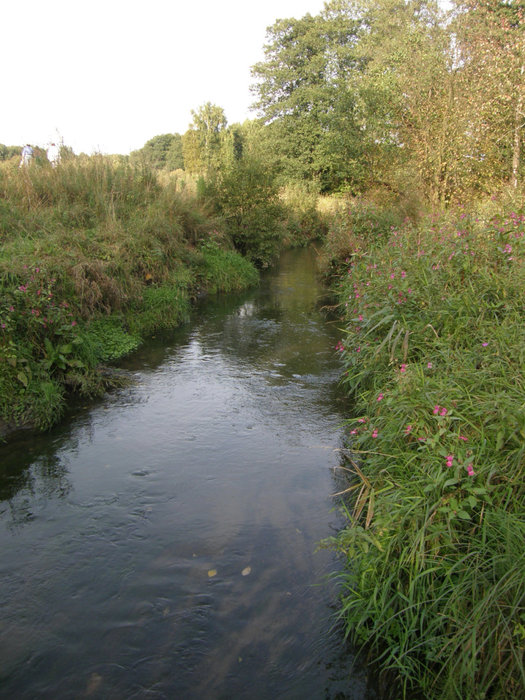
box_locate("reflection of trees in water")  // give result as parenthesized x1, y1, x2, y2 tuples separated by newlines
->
(0, 449, 72, 530)
(194, 248, 343, 383)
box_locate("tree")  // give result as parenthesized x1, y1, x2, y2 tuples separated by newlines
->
(187, 102, 228, 173)
(181, 129, 203, 174)
(452, 0, 524, 189)
(210, 155, 284, 267)
(251, 4, 365, 191)
(353, 0, 467, 203)
(165, 134, 184, 171)
(130, 133, 183, 170)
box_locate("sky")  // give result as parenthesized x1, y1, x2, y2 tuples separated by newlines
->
(2, 0, 329, 155)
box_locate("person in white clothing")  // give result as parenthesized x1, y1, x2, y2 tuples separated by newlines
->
(47, 142, 60, 167)
(19, 144, 33, 168)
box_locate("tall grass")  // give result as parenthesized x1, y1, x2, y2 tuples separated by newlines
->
(327, 203, 525, 698)
(0, 159, 258, 430)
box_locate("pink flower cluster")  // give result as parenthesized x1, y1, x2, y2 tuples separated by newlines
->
(433, 405, 448, 416)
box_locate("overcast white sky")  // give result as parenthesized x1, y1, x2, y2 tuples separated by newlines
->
(2, 0, 328, 155)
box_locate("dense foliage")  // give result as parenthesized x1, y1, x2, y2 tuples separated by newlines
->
(252, 0, 524, 199)
(0, 159, 259, 430)
(325, 199, 525, 698)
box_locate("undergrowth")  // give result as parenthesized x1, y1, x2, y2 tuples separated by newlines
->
(0, 159, 259, 431)
(326, 202, 525, 699)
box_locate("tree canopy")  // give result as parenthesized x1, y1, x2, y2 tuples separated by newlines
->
(128, 0, 523, 201)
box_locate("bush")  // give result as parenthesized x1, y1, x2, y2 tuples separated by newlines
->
(194, 240, 259, 293)
(203, 156, 285, 267)
(280, 183, 328, 247)
(318, 195, 413, 278)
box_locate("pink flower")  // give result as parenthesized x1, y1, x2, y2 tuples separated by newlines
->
(459, 435, 468, 442)
(401, 270, 407, 278)
(377, 393, 384, 402)
(482, 342, 488, 347)
(433, 405, 440, 415)
(446, 455, 454, 467)
(400, 364, 407, 373)
(427, 362, 433, 369)
(466, 463, 475, 476)
(371, 429, 378, 438)
(71, 320, 77, 326)
(404, 425, 412, 435)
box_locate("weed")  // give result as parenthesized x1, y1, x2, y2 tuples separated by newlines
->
(328, 203, 525, 698)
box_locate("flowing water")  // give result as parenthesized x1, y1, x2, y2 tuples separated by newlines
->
(0, 248, 375, 699)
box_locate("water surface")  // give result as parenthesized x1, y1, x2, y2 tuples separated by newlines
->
(0, 248, 373, 699)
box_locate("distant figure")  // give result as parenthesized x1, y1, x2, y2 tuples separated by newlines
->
(47, 142, 60, 167)
(19, 144, 33, 168)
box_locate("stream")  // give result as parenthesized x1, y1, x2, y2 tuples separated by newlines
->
(0, 248, 375, 699)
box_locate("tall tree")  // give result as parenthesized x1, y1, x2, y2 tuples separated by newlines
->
(251, 4, 365, 191)
(165, 134, 183, 171)
(452, 0, 524, 189)
(354, 0, 465, 202)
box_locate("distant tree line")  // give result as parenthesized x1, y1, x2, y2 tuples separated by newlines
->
(0, 145, 21, 161)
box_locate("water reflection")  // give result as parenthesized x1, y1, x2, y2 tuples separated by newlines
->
(0, 248, 374, 699)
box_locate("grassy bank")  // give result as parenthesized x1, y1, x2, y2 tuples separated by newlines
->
(324, 197, 525, 698)
(0, 158, 259, 431)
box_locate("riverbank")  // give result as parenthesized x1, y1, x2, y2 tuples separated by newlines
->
(325, 198, 525, 698)
(0, 159, 262, 432)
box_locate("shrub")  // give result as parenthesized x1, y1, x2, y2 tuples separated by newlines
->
(203, 156, 285, 267)
(280, 183, 328, 247)
(194, 240, 259, 293)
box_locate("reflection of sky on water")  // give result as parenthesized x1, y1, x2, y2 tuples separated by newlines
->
(0, 248, 374, 699)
